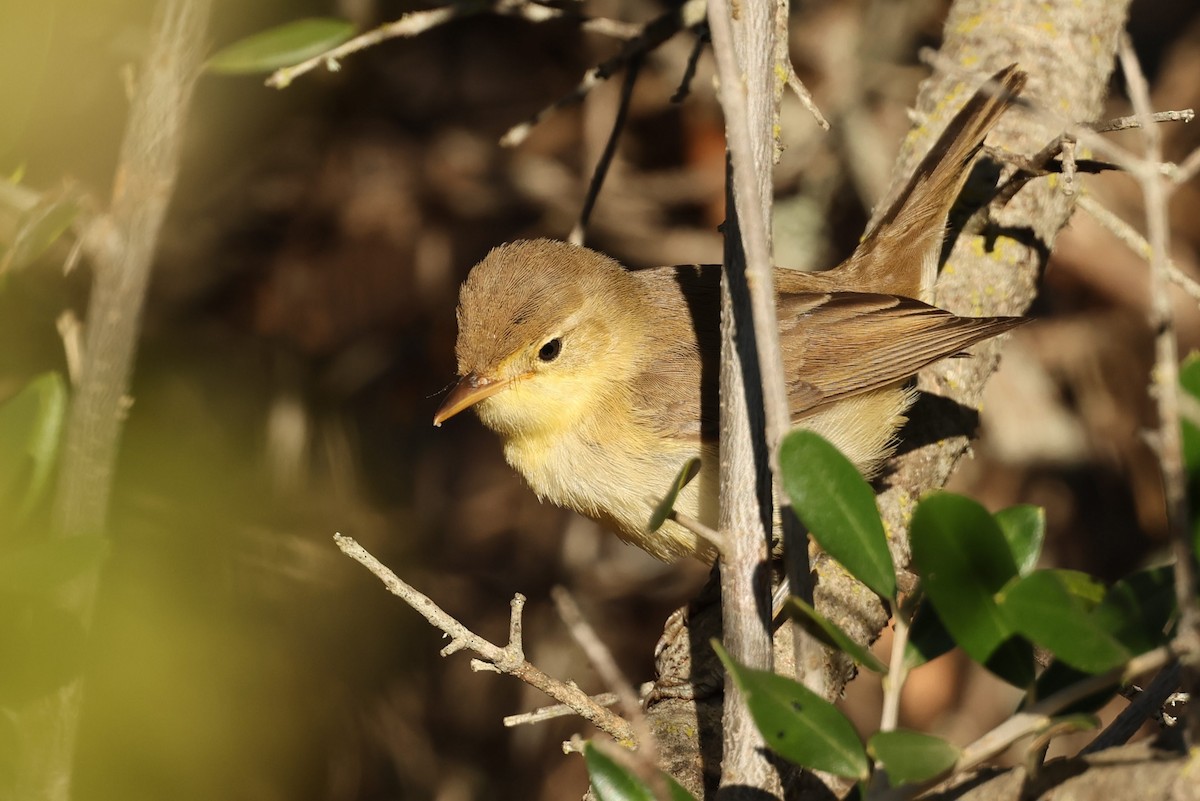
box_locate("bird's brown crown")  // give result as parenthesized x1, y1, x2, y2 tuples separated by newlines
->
(454, 239, 638, 376)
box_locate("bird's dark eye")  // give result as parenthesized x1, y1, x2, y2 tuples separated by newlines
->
(538, 338, 562, 362)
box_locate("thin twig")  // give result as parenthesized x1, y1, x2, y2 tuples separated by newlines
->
(878, 605, 911, 733)
(1080, 664, 1181, 755)
(334, 534, 635, 742)
(500, 0, 707, 147)
(782, 59, 830, 131)
(1075, 195, 1200, 306)
(1173, 146, 1200, 187)
(266, 0, 641, 89)
(875, 644, 1180, 801)
(503, 693, 619, 728)
(1118, 34, 1200, 746)
(1092, 109, 1195, 133)
(568, 54, 642, 246)
(552, 588, 670, 799)
(670, 24, 709, 104)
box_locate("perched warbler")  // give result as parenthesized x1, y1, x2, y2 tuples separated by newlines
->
(434, 66, 1028, 561)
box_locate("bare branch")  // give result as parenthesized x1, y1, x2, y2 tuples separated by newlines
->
(266, 0, 642, 89)
(334, 534, 635, 743)
(568, 54, 642, 246)
(501, 0, 707, 147)
(1117, 33, 1200, 745)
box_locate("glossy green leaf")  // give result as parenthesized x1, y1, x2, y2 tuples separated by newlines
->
(0, 373, 68, 523)
(714, 640, 869, 779)
(902, 597, 956, 671)
(1030, 567, 1175, 711)
(584, 742, 696, 801)
(1092, 566, 1176, 654)
(994, 505, 1044, 576)
(785, 597, 887, 673)
(1051, 569, 1106, 610)
(998, 570, 1130, 673)
(0, 537, 108, 595)
(910, 493, 1030, 684)
(648, 458, 701, 532)
(779, 430, 895, 600)
(868, 729, 960, 785)
(207, 18, 355, 75)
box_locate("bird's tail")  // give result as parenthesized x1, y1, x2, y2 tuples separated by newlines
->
(841, 64, 1027, 300)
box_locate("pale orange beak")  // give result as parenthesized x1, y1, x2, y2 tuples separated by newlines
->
(433, 372, 510, 426)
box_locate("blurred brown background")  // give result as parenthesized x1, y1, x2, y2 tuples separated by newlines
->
(2, 0, 1199, 798)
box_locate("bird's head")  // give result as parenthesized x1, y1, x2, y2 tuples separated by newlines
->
(434, 239, 646, 438)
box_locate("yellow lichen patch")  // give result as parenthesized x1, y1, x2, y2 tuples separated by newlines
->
(955, 14, 983, 33)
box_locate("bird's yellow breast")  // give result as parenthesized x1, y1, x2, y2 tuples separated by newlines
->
(493, 394, 719, 561)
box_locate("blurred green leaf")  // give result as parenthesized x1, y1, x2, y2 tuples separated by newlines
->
(0, 191, 79, 275)
(584, 742, 696, 801)
(779, 430, 895, 600)
(1092, 566, 1175, 654)
(902, 597, 955, 671)
(0, 537, 108, 595)
(1031, 567, 1175, 711)
(648, 458, 700, 532)
(785, 597, 887, 673)
(0, 373, 68, 524)
(868, 729, 960, 784)
(994, 504, 1044, 576)
(1179, 354, 1200, 473)
(998, 570, 1130, 674)
(910, 493, 1031, 685)
(0, 599, 86, 706)
(207, 18, 355, 75)
(714, 640, 869, 779)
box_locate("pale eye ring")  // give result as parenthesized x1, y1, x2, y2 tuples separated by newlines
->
(538, 337, 562, 362)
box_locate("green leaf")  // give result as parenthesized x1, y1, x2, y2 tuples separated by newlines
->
(713, 640, 869, 779)
(994, 505, 1044, 575)
(1030, 567, 1175, 711)
(910, 493, 1031, 685)
(902, 597, 956, 671)
(648, 458, 701, 532)
(0, 373, 68, 523)
(584, 742, 696, 801)
(0, 537, 109, 595)
(1179, 354, 1200, 474)
(997, 570, 1130, 674)
(0, 599, 86, 705)
(868, 729, 960, 785)
(1051, 569, 1106, 610)
(207, 18, 356, 75)
(1092, 566, 1175, 654)
(785, 597, 888, 673)
(779, 430, 895, 600)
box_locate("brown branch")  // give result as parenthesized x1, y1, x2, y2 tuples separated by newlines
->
(500, 0, 707, 147)
(1117, 34, 1200, 746)
(333, 534, 635, 743)
(568, 54, 642, 247)
(265, 0, 641, 89)
(552, 587, 671, 799)
(22, 5, 213, 801)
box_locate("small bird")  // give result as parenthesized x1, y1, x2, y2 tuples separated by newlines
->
(435, 66, 1028, 562)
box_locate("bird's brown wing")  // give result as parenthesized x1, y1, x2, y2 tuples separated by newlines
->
(779, 291, 1024, 417)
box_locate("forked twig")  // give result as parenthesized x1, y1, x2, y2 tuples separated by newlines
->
(334, 534, 635, 742)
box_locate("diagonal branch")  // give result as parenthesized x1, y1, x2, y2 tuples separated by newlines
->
(334, 534, 635, 743)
